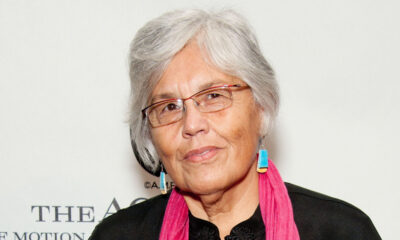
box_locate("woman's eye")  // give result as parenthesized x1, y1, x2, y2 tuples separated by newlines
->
(162, 103, 179, 112)
(207, 92, 221, 99)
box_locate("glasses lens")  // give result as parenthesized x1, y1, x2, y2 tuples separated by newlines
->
(145, 86, 237, 126)
(148, 100, 183, 126)
(195, 88, 232, 112)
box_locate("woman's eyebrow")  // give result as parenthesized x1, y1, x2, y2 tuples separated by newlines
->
(197, 80, 231, 91)
(197, 82, 216, 91)
(150, 92, 176, 103)
(150, 79, 231, 103)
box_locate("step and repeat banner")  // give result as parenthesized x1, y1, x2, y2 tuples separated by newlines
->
(1, 0, 399, 239)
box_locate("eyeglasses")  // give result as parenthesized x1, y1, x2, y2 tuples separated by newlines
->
(142, 84, 249, 127)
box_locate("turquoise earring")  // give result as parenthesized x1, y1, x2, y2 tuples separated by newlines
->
(257, 149, 269, 173)
(160, 164, 167, 194)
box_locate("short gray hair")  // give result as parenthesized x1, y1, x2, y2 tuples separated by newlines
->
(129, 9, 279, 176)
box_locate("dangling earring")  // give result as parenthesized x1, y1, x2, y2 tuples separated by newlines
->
(160, 164, 167, 194)
(257, 149, 269, 173)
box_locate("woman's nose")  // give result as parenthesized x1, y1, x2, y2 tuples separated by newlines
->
(181, 100, 209, 138)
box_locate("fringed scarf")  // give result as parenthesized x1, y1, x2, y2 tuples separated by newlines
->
(159, 160, 300, 240)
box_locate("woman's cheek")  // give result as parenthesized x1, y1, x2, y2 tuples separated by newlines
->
(151, 126, 181, 162)
(217, 110, 250, 141)
(151, 129, 171, 159)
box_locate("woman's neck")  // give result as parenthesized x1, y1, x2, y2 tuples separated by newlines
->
(183, 161, 260, 238)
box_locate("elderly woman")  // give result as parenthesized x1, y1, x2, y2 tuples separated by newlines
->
(90, 9, 381, 240)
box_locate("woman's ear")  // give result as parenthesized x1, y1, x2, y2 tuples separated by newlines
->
(254, 103, 268, 138)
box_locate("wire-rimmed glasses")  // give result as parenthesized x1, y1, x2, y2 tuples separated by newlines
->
(142, 84, 249, 127)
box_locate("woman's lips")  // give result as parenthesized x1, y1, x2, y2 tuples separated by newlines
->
(183, 146, 219, 162)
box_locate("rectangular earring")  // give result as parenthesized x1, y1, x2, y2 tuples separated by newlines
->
(257, 149, 269, 173)
(160, 165, 167, 194)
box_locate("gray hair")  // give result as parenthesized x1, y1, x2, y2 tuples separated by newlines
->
(129, 9, 279, 176)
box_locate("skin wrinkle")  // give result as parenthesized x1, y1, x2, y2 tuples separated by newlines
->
(149, 42, 263, 238)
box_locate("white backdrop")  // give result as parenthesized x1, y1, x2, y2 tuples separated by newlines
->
(1, 0, 399, 239)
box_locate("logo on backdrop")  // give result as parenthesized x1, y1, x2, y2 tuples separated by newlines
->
(144, 180, 175, 190)
(0, 181, 174, 240)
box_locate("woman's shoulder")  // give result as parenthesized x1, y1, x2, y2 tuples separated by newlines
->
(285, 182, 381, 240)
(89, 193, 170, 240)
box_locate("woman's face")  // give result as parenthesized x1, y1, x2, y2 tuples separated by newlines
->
(149, 42, 263, 195)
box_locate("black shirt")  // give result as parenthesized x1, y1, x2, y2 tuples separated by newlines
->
(89, 183, 381, 240)
(189, 205, 265, 240)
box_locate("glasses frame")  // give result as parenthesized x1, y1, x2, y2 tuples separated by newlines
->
(142, 84, 249, 127)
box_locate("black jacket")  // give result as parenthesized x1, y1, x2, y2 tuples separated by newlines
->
(89, 183, 381, 240)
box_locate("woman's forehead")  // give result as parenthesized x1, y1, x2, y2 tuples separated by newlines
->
(149, 42, 244, 102)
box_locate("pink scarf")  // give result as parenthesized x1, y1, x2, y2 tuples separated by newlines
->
(159, 160, 300, 240)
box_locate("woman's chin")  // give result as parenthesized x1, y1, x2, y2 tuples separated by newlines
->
(179, 173, 231, 196)
(181, 185, 223, 196)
